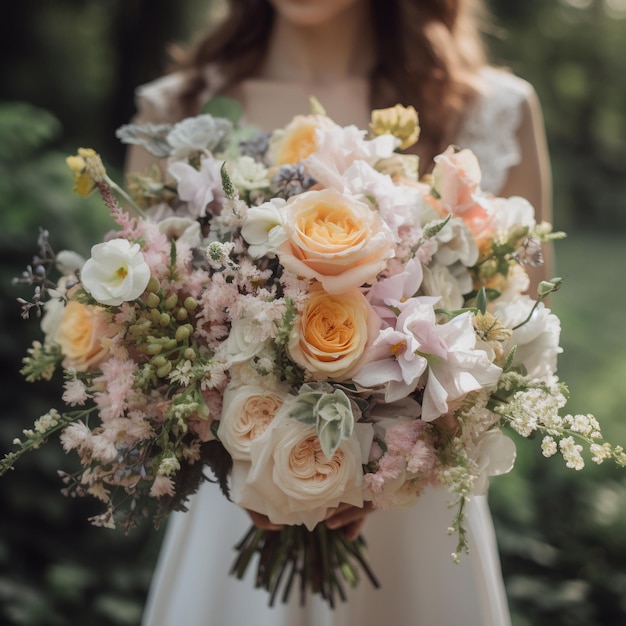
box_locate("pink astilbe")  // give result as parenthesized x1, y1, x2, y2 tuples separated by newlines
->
(62, 376, 90, 406)
(93, 357, 139, 421)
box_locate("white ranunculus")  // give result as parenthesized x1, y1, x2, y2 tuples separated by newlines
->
(81, 239, 151, 306)
(217, 383, 287, 461)
(230, 404, 374, 530)
(241, 198, 288, 258)
(230, 155, 270, 192)
(470, 429, 517, 495)
(493, 296, 562, 380)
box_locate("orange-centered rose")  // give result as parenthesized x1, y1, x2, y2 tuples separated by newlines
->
(287, 285, 379, 381)
(55, 301, 114, 371)
(278, 188, 394, 293)
(268, 114, 337, 166)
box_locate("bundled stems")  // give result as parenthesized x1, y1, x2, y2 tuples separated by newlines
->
(230, 523, 380, 608)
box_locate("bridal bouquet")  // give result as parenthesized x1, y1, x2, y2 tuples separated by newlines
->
(2, 98, 624, 607)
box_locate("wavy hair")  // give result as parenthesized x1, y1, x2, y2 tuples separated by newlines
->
(170, 0, 491, 167)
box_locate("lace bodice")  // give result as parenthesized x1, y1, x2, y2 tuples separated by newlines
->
(456, 67, 532, 195)
(133, 66, 532, 196)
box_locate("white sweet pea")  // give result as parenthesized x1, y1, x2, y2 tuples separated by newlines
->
(81, 239, 151, 306)
(434, 217, 479, 267)
(421, 263, 469, 311)
(470, 429, 517, 495)
(490, 195, 536, 232)
(241, 198, 288, 258)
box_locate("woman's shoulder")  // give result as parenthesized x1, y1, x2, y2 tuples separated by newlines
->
(455, 66, 538, 194)
(132, 66, 225, 124)
(132, 71, 190, 124)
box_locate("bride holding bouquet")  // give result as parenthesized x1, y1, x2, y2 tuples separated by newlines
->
(124, 0, 552, 624)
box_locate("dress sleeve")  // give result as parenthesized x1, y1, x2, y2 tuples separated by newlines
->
(455, 67, 534, 196)
(123, 72, 189, 174)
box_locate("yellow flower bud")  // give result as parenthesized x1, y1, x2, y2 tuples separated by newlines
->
(369, 104, 420, 150)
(65, 148, 106, 197)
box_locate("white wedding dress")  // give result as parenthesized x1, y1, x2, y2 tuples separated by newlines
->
(134, 67, 534, 626)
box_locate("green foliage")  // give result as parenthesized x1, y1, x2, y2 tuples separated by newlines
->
(488, 0, 626, 231)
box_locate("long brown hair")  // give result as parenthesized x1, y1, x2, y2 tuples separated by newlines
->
(171, 0, 490, 167)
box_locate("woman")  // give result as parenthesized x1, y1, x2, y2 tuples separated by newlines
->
(128, 1, 552, 624)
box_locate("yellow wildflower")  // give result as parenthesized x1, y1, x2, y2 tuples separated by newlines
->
(66, 148, 106, 197)
(369, 104, 421, 150)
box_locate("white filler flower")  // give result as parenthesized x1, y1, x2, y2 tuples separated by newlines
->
(81, 239, 151, 306)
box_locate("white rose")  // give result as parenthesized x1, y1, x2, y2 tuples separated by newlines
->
(231, 405, 374, 530)
(220, 315, 273, 365)
(493, 296, 562, 380)
(241, 198, 288, 258)
(81, 239, 151, 306)
(217, 383, 287, 461)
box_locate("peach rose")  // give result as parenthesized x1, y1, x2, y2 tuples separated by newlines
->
(278, 188, 394, 293)
(287, 285, 380, 381)
(54, 300, 115, 371)
(268, 114, 337, 166)
(230, 406, 374, 530)
(217, 383, 286, 461)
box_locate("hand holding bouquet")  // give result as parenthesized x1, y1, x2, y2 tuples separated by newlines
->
(3, 98, 624, 607)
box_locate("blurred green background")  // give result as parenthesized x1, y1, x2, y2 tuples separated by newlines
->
(1, 0, 625, 624)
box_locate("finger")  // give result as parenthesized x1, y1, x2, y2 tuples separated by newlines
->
(325, 502, 374, 530)
(246, 509, 284, 531)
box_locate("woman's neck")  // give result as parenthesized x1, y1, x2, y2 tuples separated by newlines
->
(258, 4, 377, 84)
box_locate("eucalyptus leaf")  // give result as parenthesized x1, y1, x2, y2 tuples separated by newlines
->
(201, 96, 244, 126)
(115, 122, 173, 157)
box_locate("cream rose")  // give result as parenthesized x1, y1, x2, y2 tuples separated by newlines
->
(50, 300, 114, 372)
(278, 188, 394, 293)
(230, 406, 374, 530)
(287, 285, 380, 381)
(217, 383, 286, 461)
